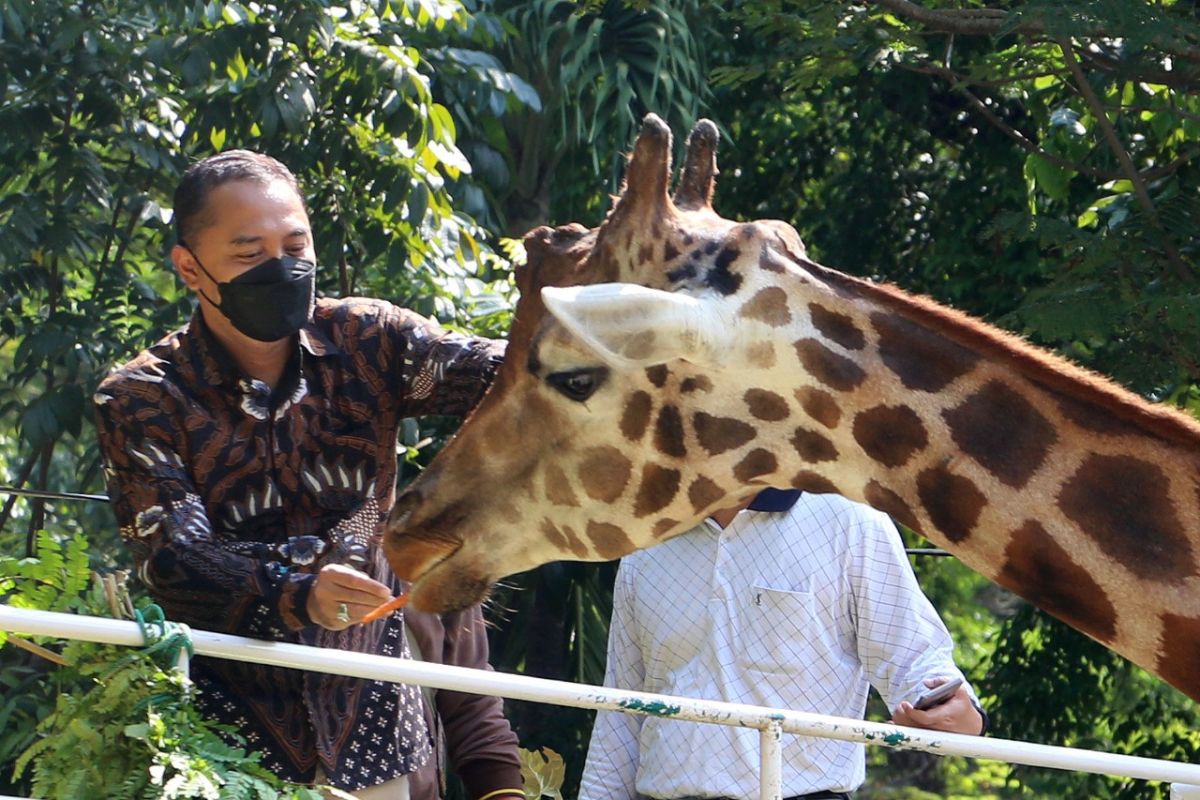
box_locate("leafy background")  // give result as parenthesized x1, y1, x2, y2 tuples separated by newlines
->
(2, 0, 1199, 798)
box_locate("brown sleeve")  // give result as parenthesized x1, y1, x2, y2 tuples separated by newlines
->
(406, 606, 524, 799)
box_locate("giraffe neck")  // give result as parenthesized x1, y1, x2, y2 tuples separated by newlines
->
(714, 257, 1200, 697)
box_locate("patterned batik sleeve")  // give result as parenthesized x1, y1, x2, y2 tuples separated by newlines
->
(93, 379, 316, 637)
(378, 302, 506, 418)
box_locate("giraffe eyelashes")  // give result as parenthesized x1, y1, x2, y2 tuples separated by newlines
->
(546, 367, 609, 402)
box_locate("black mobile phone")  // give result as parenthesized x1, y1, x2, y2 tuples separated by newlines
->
(913, 677, 964, 710)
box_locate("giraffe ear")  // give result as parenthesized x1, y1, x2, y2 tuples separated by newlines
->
(541, 283, 730, 368)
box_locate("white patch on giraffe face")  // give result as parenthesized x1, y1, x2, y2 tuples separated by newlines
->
(541, 283, 748, 369)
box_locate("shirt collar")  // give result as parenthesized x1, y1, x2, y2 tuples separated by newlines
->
(747, 487, 803, 512)
(298, 319, 340, 358)
(185, 307, 340, 392)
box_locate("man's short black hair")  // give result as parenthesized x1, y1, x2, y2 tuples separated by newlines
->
(173, 150, 302, 246)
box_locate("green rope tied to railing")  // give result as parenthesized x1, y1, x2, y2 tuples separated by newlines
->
(132, 603, 194, 670)
(117, 604, 195, 712)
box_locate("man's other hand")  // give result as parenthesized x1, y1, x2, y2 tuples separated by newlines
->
(891, 677, 984, 735)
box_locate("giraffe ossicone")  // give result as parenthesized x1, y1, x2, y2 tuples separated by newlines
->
(384, 113, 1200, 702)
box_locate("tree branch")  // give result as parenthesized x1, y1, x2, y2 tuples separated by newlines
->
(1057, 37, 1192, 280)
(871, 0, 1008, 35)
(901, 62, 1121, 181)
(7, 635, 68, 667)
(870, 0, 1200, 63)
(0, 451, 42, 536)
(1080, 48, 1200, 92)
(904, 61, 1200, 185)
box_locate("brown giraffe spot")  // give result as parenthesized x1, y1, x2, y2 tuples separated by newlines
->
(541, 518, 589, 559)
(654, 405, 687, 457)
(809, 302, 866, 350)
(864, 480, 921, 532)
(791, 428, 838, 462)
(688, 475, 725, 513)
(538, 518, 569, 554)
(666, 258, 698, 284)
(694, 412, 757, 454)
(705, 245, 743, 295)
(578, 446, 632, 503)
(944, 380, 1057, 489)
(620, 391, 653, 441)
(681, 375, 713, 394)
(738, 223, 760, 241)
(663, 241, 681, 263)
(739, 287, 792, 327)
(1157, 613, 1200, 698)
(653, 518, 680, 538)
(852, 405, 929, 468)
(645, 365, 669, 387)
(916, 465, 987, 543)
(734, 448, 778, 483)
(543, 464, 579, 507)
(624, 330, 658, 361)
(872, 312, 980, 392)
(1059, 454, 1195, 581)
(634, 463, 682, 518)
(587, 520, 637, 560)
(794, 338, 867, 392)
(795, 387, 841, 428)
(638, 242, 654, 264)
(744, 389, 790, 421)
(746, 341, 777, 368)
(791, 471, 839, 496)
(497, 501, 521, 524)
(999, 520, 1117, 642)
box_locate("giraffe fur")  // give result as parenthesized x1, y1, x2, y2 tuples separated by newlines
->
(384, 114, 1200, 702)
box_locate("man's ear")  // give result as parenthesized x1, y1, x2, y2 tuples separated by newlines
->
(541, 283, 734, 369)
(171, 244, 202, 290)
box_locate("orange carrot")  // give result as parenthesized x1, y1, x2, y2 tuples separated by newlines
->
(361, 591, 410, 623)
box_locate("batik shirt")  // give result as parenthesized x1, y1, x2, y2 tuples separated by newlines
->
(93, 297, 505, 791)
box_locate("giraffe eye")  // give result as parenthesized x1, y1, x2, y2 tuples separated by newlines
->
(546, 367, 608, 402)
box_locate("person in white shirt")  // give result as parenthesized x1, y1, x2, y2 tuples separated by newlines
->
(578, 489, 985, 800)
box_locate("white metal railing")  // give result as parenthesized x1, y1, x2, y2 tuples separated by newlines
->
(3, 606, 1200, 800)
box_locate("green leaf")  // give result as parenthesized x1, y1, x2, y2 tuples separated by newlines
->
(1024, 153, 1071, 203)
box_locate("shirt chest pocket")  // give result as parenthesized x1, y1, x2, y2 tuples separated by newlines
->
(736, 583, 817, 675)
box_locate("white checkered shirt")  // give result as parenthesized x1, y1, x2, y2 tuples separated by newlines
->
(578, 492, 973, 800)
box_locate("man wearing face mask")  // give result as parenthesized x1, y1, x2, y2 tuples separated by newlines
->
(93, 151, 524, 800)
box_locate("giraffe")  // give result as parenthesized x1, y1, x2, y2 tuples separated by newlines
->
(383, 114, 1200, 702)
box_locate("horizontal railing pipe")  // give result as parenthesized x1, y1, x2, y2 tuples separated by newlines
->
(3, 606, 1200, 787)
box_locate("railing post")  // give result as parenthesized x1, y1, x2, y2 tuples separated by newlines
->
(174, 646, 190, 679)
(759, 719, 783, 800)
(1172, 784, 1200, 799)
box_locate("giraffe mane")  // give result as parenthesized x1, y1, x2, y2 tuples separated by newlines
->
(807, 258, 1200, 448)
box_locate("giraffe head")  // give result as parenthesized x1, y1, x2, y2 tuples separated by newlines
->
(384, 115, 821, 612)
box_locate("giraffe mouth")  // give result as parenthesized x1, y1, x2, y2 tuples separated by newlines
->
(406, 547, 495, 613)
(383, 533, 494, 613)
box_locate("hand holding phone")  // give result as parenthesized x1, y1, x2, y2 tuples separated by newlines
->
(913, 677, 963, 710)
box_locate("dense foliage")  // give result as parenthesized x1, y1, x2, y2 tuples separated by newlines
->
(706, 2, 1200, 797)
(2, 533, 331, 798)
(2, 0, 1199, 798)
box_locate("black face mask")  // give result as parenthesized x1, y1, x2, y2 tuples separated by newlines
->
(186, 248, 316, 342)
